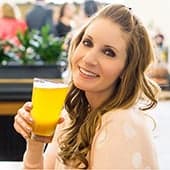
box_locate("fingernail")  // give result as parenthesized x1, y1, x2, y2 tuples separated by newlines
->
(29, 117, 33, 122)
(27, 102, 32, 107)
(27, 127, 32, 132)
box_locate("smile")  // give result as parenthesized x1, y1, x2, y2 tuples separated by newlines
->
(79, 67, 99, 78)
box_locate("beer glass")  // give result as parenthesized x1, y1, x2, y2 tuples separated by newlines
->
(31, 78, 68, 142)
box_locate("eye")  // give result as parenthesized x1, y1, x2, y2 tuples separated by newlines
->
(103, 48, 116, 57)
(82, 38, 93, 47)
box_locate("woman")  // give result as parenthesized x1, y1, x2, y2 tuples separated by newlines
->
(0, 2, 27, 45)
(14, 4, 160, 169)
(53, 2, 76, 38)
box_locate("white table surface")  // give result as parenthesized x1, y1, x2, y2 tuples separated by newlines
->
(0, 161, 22, 170)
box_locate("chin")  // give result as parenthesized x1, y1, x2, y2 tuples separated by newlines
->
(73, 80, 88, 91)
(74, 81, 84, 90)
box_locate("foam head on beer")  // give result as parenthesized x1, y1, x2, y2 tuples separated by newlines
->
(33, 78, 68, 88)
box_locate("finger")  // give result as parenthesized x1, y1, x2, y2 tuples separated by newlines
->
(14, 113, 32, 133)
(23, 101, 32, 112)
(14, 117, 31, 139)
(17, 107, 33, 124)
(16, 125, 31, 139)
(14, 114, 32, 135)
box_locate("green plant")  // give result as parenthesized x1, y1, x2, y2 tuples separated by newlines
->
(0, 40, 16, 65)
(16, 29, 37, 64)
(17, 25, 66, 64)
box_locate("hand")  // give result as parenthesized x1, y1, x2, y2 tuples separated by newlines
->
(14, 102, 65, 143)
(14, 102, 33, 140)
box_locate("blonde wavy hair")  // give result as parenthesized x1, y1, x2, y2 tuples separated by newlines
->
(58, 4, 160, 169)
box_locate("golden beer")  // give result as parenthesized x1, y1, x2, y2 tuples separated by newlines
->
(31, 78, 68, 137)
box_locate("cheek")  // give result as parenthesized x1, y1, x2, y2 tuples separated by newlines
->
(70, 56, 76, 69)
(102, 61, 125, 80)
(71, 46, 84, 67)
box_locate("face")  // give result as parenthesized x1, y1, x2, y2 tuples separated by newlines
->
(71, 18, 128, 101)
(65, 3, 76, 19)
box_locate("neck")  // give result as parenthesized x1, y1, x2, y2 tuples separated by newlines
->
(85, 90, 112, 110)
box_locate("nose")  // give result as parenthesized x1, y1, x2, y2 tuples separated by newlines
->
(82, 48, 98, 66)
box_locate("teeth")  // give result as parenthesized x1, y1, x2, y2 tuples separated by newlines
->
(79, 67, 98, 77)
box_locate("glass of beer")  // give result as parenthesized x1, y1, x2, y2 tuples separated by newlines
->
(31, 78, 68, 142)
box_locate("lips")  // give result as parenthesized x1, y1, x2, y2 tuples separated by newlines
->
(79, 67, 99, 78)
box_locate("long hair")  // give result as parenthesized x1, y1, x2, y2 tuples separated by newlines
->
(58, 2, 68, 21)
(58, 4, 160, 169)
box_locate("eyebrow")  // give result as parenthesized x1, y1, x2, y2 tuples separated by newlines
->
(85, 34, 119, 53)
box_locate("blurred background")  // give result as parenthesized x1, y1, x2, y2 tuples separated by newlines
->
(0, 0, 169, 169)
(14, 0, 170, 42)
